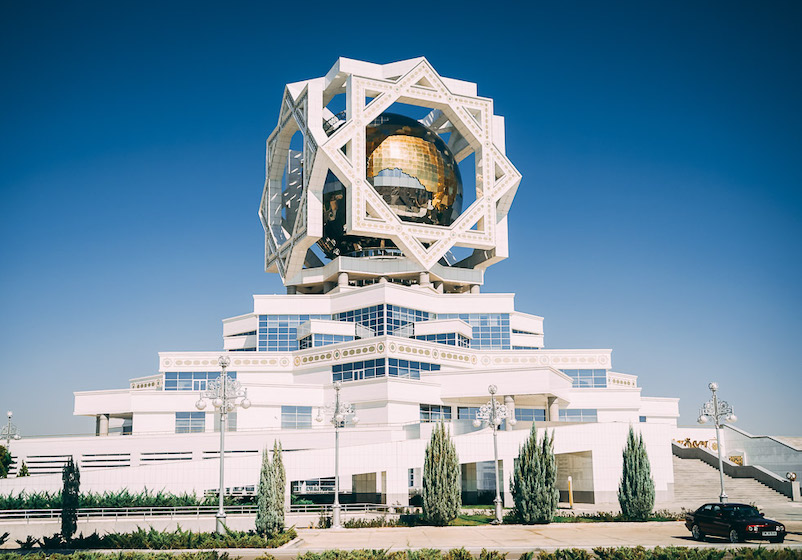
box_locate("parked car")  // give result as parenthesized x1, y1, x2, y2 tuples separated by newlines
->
(685, 502, 786, 543)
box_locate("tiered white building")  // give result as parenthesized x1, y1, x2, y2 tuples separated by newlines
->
(0, 58, 680, 506)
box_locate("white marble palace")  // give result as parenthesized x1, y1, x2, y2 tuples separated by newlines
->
(0, 58, 681, 506)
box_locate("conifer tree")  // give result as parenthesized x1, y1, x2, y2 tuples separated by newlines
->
(255, 440, 286, 536)
(618, 426, 655, 520)
(255, 447, 272, 535)
(17, 461, 30, 477)
(512, 424, 558, 523)
(61, 457, 80, 540)
(0, 446, 11, 478)
(422, 421, 461, 526)
(270, 440, 286, 530)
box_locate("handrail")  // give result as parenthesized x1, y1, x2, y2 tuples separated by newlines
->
(0, 503, 396, 520)
(672, 442, 801, 501)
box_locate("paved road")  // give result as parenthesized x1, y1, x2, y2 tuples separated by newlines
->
(242, 521, 802, 559)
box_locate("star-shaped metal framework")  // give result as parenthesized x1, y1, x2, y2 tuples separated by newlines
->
(259, 57, 522, 287)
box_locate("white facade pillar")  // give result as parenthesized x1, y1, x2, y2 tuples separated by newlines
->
(96, 414, 109, 436)
(547, 397, 559, 422)
(504, 395, 515, 431)
(338, 272, 349, 287)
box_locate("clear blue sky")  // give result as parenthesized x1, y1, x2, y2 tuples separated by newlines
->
(1, 1, 800, 437)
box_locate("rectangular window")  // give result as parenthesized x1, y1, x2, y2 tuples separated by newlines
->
(639, 416, 647, 423)
(164, 372, 237, 391)
(408, 468, 415, 487)
(281, 405, 312, 429)
(175, 412, 205, 433)
(560, 369, 608, 388)
(436, 313, 511, 350)
(420, 404, 452, 422)
(514, 408, 547, 422)
(457, 406, 480, 420)
(558, 409, 598, 423)
(258, 314, 330, 351)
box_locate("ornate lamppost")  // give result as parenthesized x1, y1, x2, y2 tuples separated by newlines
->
(697, 382, 737, 502)
(2, 411, 21, 448)
(195, 355, 251, 533)
(316, 381, 359, 529)
(473, 384, 516, 524)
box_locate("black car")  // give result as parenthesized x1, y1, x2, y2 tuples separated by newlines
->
(685, 502, 786, 543)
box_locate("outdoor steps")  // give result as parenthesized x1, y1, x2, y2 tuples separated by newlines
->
(671, 455, 791, 508)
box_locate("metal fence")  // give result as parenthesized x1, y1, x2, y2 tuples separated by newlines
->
(0, 503, 395, 521)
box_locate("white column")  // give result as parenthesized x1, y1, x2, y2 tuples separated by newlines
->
(547, 397, 559, 422)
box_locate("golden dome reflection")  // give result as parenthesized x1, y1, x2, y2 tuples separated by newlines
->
(318, 113, 463, 259)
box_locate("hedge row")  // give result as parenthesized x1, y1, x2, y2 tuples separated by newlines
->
(1, 548, 799, 560)
(10, 527, 296, 550)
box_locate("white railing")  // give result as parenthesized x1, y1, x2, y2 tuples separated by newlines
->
(0, 503, 395, 520)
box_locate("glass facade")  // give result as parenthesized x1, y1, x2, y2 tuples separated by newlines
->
(281, 405, 313, 429)
(299, 334, 354, 349)
(558, 409, 598, 422)
(420, 404, 452, 422)
(514, 408, 547, 422)
(333, 305, 385, 336)
(333, 358, 440, 382)
(512, 345, 540, 350)
(332, 359, 386, 382)
(165, 371, 237, 391)
(258, 314, 330, 351)
(560, 369, 608, 388)
(175, 412, 205, 433)
(437, 313, 511, 349)
(415, 333, 470, 347)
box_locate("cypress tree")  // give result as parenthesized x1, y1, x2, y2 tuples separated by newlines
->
(255, 440, 286, 536)
(18, 461, 30, 477)
(255, 447, 272, 535)
(512, 424, 558, 523)
(618, 426, 655, 520)
(422, 421, 461, 526)
(0, 446, 11, 478)
(61, 457, 80, 541)
(270, 440, 286, 532)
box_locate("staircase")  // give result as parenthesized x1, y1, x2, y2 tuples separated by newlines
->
(672, 455, 791, 507)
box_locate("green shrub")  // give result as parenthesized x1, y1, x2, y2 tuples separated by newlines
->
(445, 548, 473, 560)
(536, 549, 593, 560)
(407, 550, 444, 560)
(478, 550, 507, 560)
(731, 549, 802, 560)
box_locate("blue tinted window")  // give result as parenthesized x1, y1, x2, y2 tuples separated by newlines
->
(258, 314, 331, 351)
(175, 412, 205, 433)
(436, 313, 510, 350)
(560, 369, 608, 388)
(165, 372, 237, 391)
(558, 409, 598, 423)
(420, 404, 451, 422)
(281, 406, 312, 429)
(514, 408, 547, 422)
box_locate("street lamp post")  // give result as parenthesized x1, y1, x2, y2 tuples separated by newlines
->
(195, 355, 251, 534)
(2, 411, 21, 449)
(316, 381, 359, 529)
(472, 384, 516, 524)
(697, 382, 737, 502)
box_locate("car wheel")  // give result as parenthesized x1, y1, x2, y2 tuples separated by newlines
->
(691, 525, 705, 541)
(729, 529, 740, 543)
